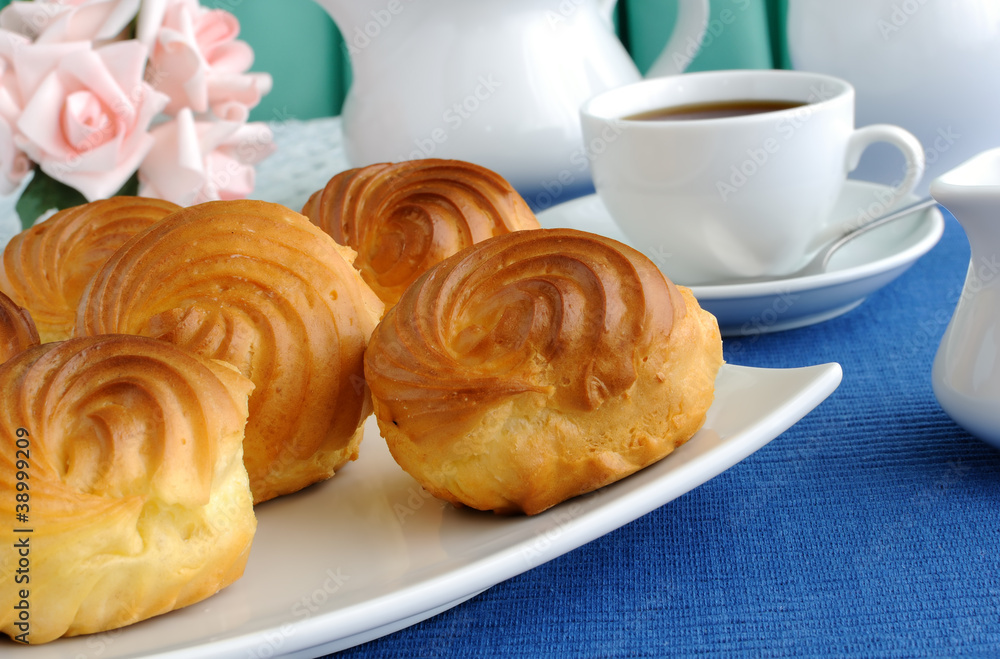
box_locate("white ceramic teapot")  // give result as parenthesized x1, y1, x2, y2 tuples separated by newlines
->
(786, 0, 1000, 196)
(930, 147, 1000, 449)
(315, 0, 709, 209)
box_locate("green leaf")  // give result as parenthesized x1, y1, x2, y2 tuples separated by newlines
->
(116, 171, 140, 197)
(15, 169, 87, 231)
(14, 169, 143, 231)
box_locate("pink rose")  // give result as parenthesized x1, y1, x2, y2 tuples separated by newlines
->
(0, 0, 140, 44)
(139, 107, 275, 206)
(0, 30, 31, 194)
(144, 0, 271, 121)
(0, 121, 30, 196)
(15, 39, 169, 201)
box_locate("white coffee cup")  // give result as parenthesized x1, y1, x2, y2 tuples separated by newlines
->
(579, 69, 925, 285)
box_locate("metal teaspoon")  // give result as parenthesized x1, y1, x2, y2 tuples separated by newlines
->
(708, 196, 938, 285)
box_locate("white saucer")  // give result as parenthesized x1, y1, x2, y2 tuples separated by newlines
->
(536, 181, 945, 337)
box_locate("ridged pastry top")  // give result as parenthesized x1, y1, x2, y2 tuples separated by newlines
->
(302, 159, 541, 305)
(0, 334, 255, 643)
(76, 199, 385, 502)
(0, 335, 252, 513)
(365, 228, 686, 438)
(0, 291, 39, 363)
(0, 197, 181, 343)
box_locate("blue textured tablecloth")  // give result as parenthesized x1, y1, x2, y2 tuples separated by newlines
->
(329, 208, 1000, 657)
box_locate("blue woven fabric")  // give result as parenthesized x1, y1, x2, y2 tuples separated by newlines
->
(333, 209, 1000, 658)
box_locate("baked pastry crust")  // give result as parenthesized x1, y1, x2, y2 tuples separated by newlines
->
(0, 197, 180, 343)
(0, 334, 255, 644)
(0, 291, 39, 363)
(302, 159, 540, 306)
(76, 199, 385, 503)
(365, 228, 723, 515)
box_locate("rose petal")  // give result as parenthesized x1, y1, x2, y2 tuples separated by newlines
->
(96, 40, 149, 101)
(211, 100, 248, 123)
(195, 9, 241, 54)
(16, 38, 168, 201)
(152, 27, 207, 114)
(139, 110, 273, 205)
(63, 88, 110, 151)
(17, 70, 75, 160)
(220, 121, 275, 166)
(0, 117, 28, 195)
(0, 2, 70, 40)
(11, 40, 90, 103)
(206, 149, 254, 200)
(37, 0, 140, 43)
(139, 107, 208, 204)
(200, 24, 250, 70)
(207, 71, 271, 116)
(135, 0, 168, 46)
(60, 48, 136, 126)
(148, 2, 267, 119)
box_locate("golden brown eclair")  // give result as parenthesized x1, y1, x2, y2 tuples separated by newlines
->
(365, 228, 723, 515)
(302, 159, 541, 306)
(0, 291, 39, 363)
(0, 334, 255, 644)
(0, 197, 181, 343)
(76, 199, 385, 503)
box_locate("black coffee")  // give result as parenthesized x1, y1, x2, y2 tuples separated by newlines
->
(624, 99, 806, 121)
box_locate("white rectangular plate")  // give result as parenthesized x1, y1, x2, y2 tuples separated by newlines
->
(5, 362, 842, 658)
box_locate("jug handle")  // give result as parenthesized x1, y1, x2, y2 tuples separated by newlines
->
(643, 0, 710, 77)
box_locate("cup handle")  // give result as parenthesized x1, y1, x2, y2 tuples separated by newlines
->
(644, 0, 711, 78)
(845, 124, 926, 212)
